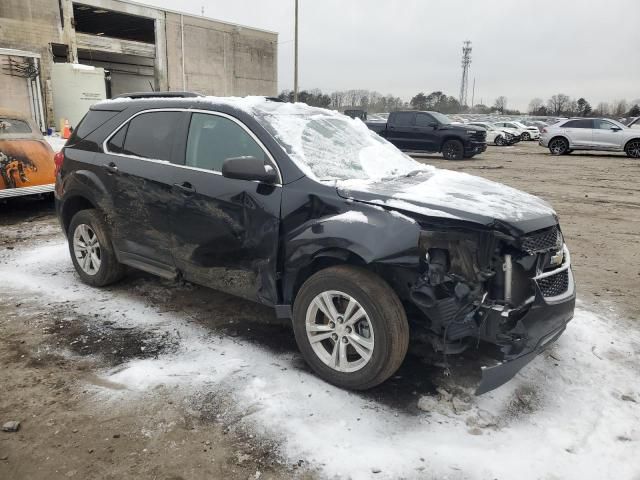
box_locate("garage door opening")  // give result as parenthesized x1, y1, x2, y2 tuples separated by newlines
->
(73, 3, 155, 43)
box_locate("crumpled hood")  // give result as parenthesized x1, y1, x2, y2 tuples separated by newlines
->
(336, 169, 558, 234)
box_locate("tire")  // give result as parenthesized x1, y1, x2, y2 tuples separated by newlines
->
(442, 139, 464, 160)
(625, 139, 640, 158)
(548, 137, 569, 156)
(495, 135, 506, 146)
(68, 209, 125, 287)
(521, 132, 531, 141)
(292, 265, 409, 390)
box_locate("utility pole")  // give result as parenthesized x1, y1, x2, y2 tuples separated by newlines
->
(471, 77, 475, 109)
(293, 0, 299, 102)
(459, 40, 472, 107)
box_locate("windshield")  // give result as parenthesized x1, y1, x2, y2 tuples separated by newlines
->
(430, 112, 451, 125)
(255, 109, 425, 181)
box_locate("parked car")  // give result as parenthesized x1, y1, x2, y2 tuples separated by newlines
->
(55, 93, 575, 395)
(539, 118, 640, 157)
(493, 121, 539, 141)
(467, 122, 518, 146)
(344, 109, 367, 121)
(0, 109, 56, 199)
(627, 117, 640, 129)
(366, 111, 487, 159)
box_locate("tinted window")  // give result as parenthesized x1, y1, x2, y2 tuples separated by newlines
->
(186, 113, 266, 172)
(0, 118, 32, 134)
(122, 112, 181, 161)
(594, 119, 616, 130)
(74, 110, 119, 139)
(563, 119, 593, 128)
(106, 123, 128, 153)
(415, 113, 435, 127)
(392, 112, 414, 126)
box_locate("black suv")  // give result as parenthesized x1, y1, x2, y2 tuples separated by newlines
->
(55, 93, 575, 394)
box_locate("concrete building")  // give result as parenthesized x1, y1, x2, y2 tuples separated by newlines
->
(0, 0, 278, 130)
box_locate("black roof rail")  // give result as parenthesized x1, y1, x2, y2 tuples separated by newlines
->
(113, 91, 202, 100)
(265, 96, 284, 102)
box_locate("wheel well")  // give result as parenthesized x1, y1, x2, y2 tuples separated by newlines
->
(624, 138, 640, 150)
(440, 136, 463, 149)
(290, 250, 367, 304)
(549, 135, 569, 146)
(61, 195, 96, 234)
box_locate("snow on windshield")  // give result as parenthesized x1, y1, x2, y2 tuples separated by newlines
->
(210, 97, 427, 181)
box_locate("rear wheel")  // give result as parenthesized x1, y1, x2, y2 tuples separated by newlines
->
(521, 132, 531, 141)
(68, 209, 125, 287)
(442, 139, 464, 160)
(625, 139, 640, 158)
(292, 265, 409, 390)
(549, 137, 569, 155)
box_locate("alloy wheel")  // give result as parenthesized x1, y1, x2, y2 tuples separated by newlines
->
(73, 224, 101, 275)
(627, 140, 640, 158)
(521, 132, 530, 141)
(443, 142, 463, 160)
(549, 138, 568, 155)
(305, 290, 374, 373)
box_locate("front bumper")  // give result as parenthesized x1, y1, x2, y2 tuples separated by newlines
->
(476, 249, 576, 394)
(464, 141, 487, 155)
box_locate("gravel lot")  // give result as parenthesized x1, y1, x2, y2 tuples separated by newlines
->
(1, 141, 638, 480)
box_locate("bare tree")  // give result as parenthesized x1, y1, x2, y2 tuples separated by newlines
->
(611, 99, 628, 117)
(528, 98, 544, 114)
(595, 102, 610, 116)
(494, 96, 507, 114)
(547, 94, 570, 116)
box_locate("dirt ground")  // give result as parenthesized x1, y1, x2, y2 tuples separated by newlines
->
(0, 141, 638, 479)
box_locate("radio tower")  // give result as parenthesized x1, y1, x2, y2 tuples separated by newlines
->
(459, 41, 472, 107)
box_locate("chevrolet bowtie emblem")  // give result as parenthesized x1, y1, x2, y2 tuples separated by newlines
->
(550, 249, 564, 266)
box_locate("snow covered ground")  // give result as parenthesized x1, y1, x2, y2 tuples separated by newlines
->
(2, 240, 639, 480)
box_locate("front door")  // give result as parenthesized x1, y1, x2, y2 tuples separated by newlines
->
(413, 112, 440, 152)
(169, 112, 282, 305)
(562, 119, 593, 147)
(592, 119, 624, 149)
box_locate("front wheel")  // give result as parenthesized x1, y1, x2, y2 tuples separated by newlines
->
(292, 265, 409, 390)
(625, 139, 640, 158)
(495, 135, 506, 146)
(549, 137, 569, 155)
(521, 132, 531, 141)
(442, 139, 464, 160)
(68, 209, 125, 287)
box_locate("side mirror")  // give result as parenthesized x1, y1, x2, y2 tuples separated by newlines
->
(222, 156, 277, 184)
(611, 126, 622, 131)
(429, 122, 438, 128)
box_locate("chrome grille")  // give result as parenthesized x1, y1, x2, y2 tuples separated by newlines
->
(521, 226, 561, 254)
(537, 269, 569, 297)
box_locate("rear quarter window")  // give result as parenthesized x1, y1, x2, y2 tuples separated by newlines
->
(72, 110, 120, 141)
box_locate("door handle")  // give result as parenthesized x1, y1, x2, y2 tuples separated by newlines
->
(173, 182, 195, 194)
(102, 162, 118, 174)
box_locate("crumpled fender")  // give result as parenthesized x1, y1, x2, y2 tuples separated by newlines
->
(281, 202, 422, 304)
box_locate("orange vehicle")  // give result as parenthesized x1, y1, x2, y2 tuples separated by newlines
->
(0, 109, 56, 199)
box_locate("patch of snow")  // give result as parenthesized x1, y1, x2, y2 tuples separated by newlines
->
(3, 242, 639, 480)
(45, 136, 67, 152)
(325, 211, 369, 224)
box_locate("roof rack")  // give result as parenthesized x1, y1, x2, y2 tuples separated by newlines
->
(114, 91, 202, 99)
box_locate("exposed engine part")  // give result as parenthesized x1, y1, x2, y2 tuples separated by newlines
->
(503, 254, 513, 304)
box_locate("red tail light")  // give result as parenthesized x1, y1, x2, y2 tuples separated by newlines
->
(54, 151, 64, 176)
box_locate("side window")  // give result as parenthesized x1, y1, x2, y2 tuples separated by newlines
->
(393, 112, 414, 126)
(594, 119, 615, 130)
(563, 120, 592, 128)
(121, 111, 182, 161)
(106, 123, 128, 153)
(415, 113, 435, 127)
(185, 113, 266, 172)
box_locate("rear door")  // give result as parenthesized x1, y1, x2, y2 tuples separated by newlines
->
(592, 119, 624, 149)
(562, 119, 593, 146)
(169, 111, 282, 305)
(385, 112, 416, 150)
(100, 110, 188, 274)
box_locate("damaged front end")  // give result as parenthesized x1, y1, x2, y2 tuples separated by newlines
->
(409, 224, 575, 394)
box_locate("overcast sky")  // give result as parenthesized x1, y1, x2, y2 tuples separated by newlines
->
(141, 0, 639, 111)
